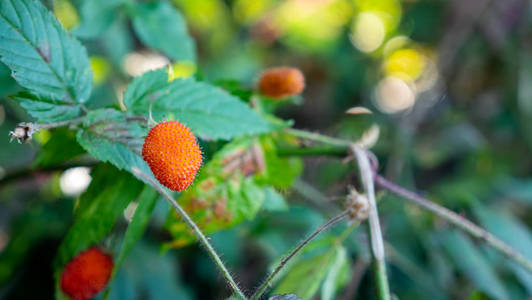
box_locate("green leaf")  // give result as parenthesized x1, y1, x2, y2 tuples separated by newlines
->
(75, 108, 156, 184)
(54, 165, 143, 299)
(71, 0, 125, 38)
(474, 205, 532, 294)
(321, 247, 350, 300)
(124, 69, 274, 140)
(274, 245, 349, 299)
(55, 165, 143, 267)
(441, 230, 508, 300)
(262, 187, 289, 212)
(0, 0, 92, 121)
(113, 186, 158, 278)
(132, 1, 195, 62)
(165, 138, 267, 247)
(32, 128, 84, 167)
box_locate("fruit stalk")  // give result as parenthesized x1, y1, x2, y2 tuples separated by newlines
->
(132, 167, 248, 300)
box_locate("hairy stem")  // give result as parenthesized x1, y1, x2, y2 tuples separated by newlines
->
(351, 145, 390, 300)
(132, 168, 248, 300)
(374, 174, 532, 273)
(250, 211, 349, 300)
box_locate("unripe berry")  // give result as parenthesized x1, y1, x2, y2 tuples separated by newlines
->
(60, 247, 113, 300)
(258, 67, 305, 99)
(142, 121, 203, 191)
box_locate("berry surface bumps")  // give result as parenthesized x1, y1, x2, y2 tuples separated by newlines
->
(142, 121, 203, 191)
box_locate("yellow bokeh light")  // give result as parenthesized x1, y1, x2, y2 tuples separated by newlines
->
(168, 61, 196, 81)
(374, 76, 416, 114)
(90, 56, 110, 85)
(384, 48, 426, 82)
(233, 0, 276, 24)
(275, 0, 354, 52)
(355, 0, 402, 31)
(350, 12, 386, 53)
(53, 0, 79, 30)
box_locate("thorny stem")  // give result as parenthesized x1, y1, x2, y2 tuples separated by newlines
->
(351, 145, 390, 300)
(374, 174, 532, 273)
(132, 168, 248, 300)
(250, 211, 349, 300)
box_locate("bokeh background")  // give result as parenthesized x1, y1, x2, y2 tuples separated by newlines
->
(2, 0, 532, 299)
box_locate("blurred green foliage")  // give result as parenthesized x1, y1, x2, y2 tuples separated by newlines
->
(1, 0, 532, 299)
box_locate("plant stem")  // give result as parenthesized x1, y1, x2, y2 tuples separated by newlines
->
(351, 145, 390, 300)
(250, 211, 349, 300)
(132, 168, 248, 300)
(374, 174, 532, 273)
(284, 128, 351, 147)
(277, 145, 348, 157)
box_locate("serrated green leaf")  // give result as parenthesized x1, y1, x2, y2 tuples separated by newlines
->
(132, 1, 195, 62)
(441, 231, 508, 300)
(124, 69, 274, 140)
(0, 0, 92, 121)
(54, 165, 143, 299)
(75, 108, 156, 184)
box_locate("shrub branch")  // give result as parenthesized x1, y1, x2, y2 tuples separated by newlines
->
(351, 144, 391, 300)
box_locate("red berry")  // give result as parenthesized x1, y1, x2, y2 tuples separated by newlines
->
(142, 121, 203, 191)
(60, 247, 113, 300)
(258, 67, 305, 99)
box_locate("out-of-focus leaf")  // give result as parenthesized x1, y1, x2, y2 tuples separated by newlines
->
(495, 178, 532, 205)
(441, 230, 508, 300)
(107, 243, 191, 300)
(274, 244, 349, 299)
(0, 63, 19, 98)
(262, 187, 289, 212)
(321, 246, 350, 300)
(165, 138, 266, 247)
(474, 205, 532, 295)
(112, 186, 158, 279)
(124, 69, 274, 140)
(71, 0, 125, 38)
(0, 0, 92, 121)
(132, 1, 196, 62)
(269, 294, 302, 300)
(75, 108, 156, 184)
(54, 165, 143, 267)
(32, 128, 84, 167)
(259, 136, 303, 189)
(54, 164, 143, 299)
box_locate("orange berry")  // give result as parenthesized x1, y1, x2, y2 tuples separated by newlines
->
(258, 67, 305, 99)
(142, 121, 203, 191)
(60, 247, 113, 300)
